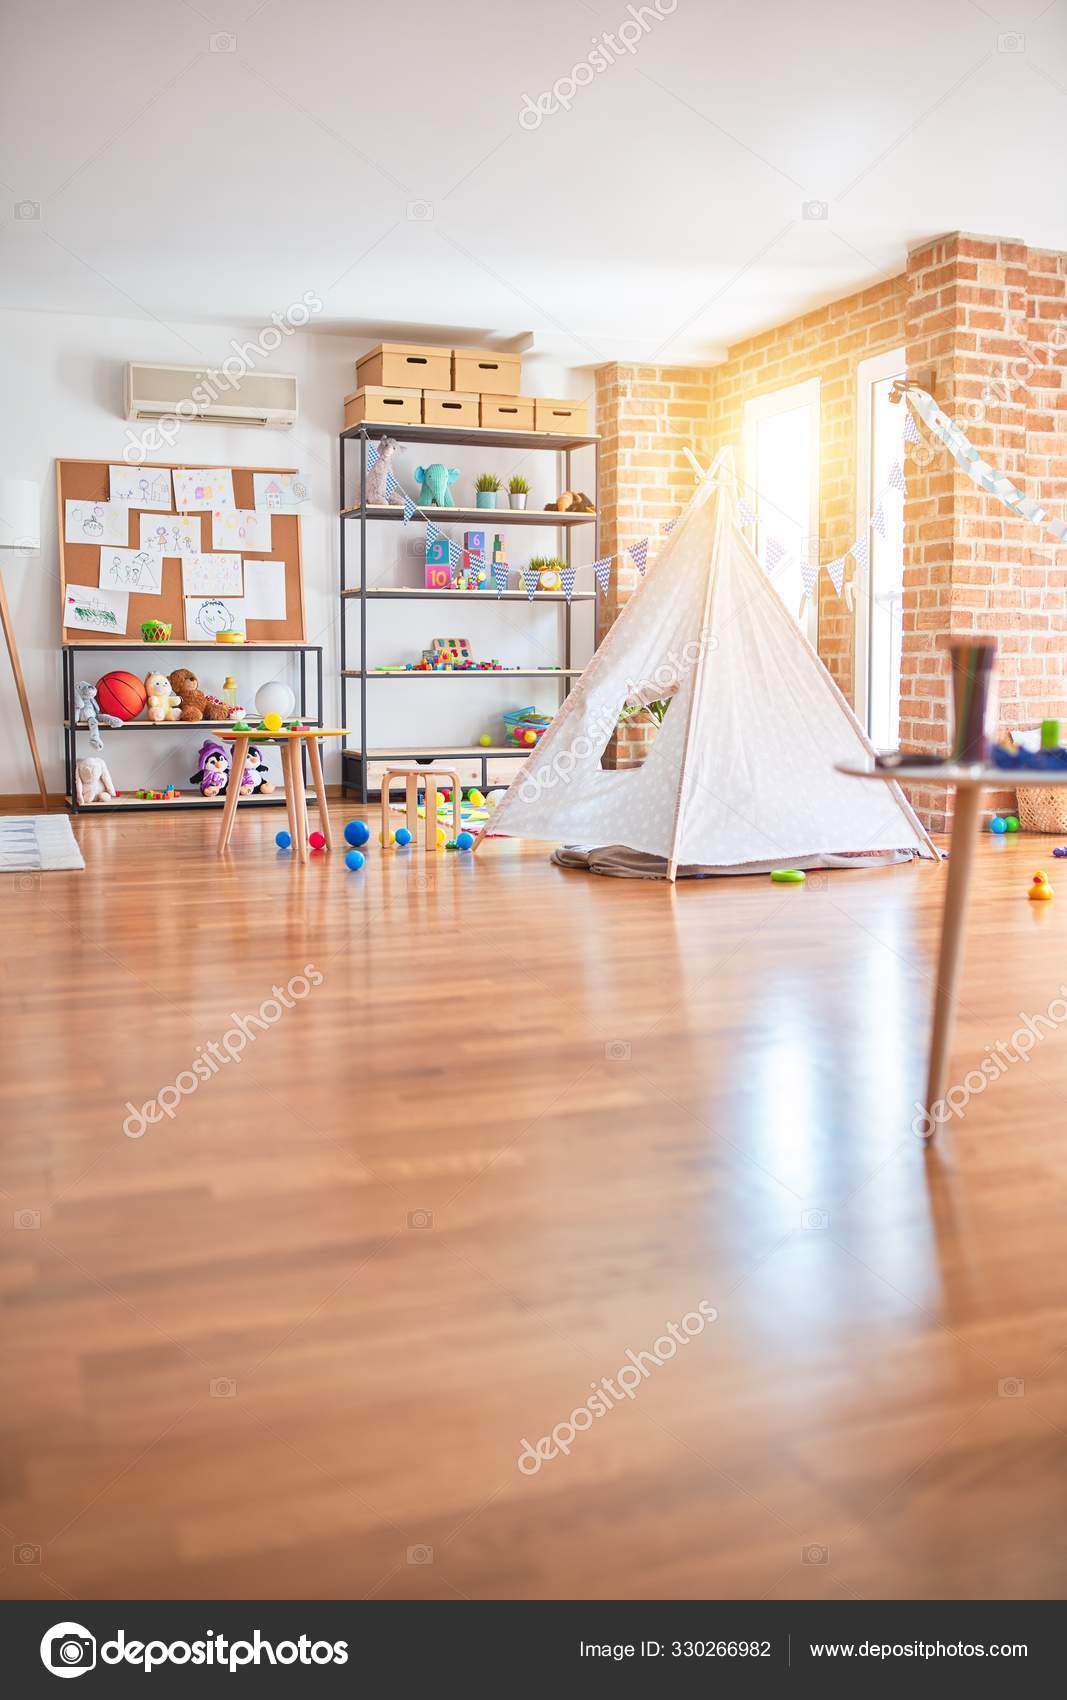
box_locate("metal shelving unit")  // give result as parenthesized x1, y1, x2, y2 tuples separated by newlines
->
(62, 641, 323, 814)
(339, 418, 599, 801)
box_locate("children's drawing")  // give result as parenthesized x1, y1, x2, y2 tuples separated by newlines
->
(65, 501, 129, 545)
(64, 584, 129, 635)
(184, 596, 246, 639)
(242, 560, 287, 621)
(252, 472, 311, 514)
(99, 547, 163, 594)
(211, 508, 272, 551)
(139, 513, 202, 556)
(108, 466, 172, 508)
(180, 552, 242, 597)
(173, 468, 235, 512)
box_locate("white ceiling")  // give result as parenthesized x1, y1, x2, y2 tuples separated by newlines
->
(2, 0, 1065, 366)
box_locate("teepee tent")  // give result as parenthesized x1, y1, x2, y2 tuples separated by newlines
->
(484, 453, 936, 880)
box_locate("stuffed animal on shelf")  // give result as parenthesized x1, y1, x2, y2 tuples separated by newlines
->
(244, 745, 275, 794)
(365, 436, 405, 506)
(144, 671, 181, 723)
(545, 490, 596, 513)
(169, 667, 207, 722)
(190, 738, 231, 797)
(74, 755, 117, 804)
(74, 681, 124, 750)
(414, 463, 460, 507)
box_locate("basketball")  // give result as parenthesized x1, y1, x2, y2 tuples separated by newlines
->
(96, 670, 147, 721)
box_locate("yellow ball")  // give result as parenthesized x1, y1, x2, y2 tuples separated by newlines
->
(261, 711, 283, 733)
(436, 825, 446, 847)
(478, 734, 492, 747)
(379, 828, 395, 846)
(468, 788, 485, 807)
(523, 729, 537, 744)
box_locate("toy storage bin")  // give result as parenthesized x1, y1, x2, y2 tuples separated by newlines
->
(422, 391, 480, 428)
(1017, 787, 1067, 832)
(344, 386, 422, 428)
(534, 397, 588, 434)
(452, 348, 522, 395)
(356, 343, 452, 391)
(480, 395, 535, 431)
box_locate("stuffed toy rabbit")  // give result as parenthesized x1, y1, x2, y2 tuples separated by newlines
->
(75, 756, 117, 804)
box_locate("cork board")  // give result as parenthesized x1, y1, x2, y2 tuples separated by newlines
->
(57, 458, 307, 644)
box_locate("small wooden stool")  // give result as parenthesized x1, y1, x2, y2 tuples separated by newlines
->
(380, 766, 461, 850)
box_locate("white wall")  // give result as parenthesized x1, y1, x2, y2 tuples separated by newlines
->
(0, 307, 596, 796)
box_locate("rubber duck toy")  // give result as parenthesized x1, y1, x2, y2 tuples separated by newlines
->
(1029, 871, 1054, 901)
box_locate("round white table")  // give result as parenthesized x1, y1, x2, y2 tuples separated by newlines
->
(837, 760, 1067, 1135)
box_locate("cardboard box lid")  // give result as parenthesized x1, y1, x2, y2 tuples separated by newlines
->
(452, 347, 522, 365)
(343, 385, 423, 403)
(357, 342, 451, 367)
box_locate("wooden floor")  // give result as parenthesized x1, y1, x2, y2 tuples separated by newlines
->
(3, 808, 1067, 1602)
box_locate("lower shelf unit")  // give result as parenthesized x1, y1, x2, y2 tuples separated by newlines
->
(342, 743, 533, 801)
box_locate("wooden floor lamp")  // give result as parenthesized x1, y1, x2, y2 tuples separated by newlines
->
(0, 478, 49, 812)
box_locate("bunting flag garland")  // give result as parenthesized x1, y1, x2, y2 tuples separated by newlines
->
(903, 409, 922, 444)
(386, 470, 398, 498)
(402, 493, 418, 525)
(850, 536, 869, 573)
(425, 519, 441, 545)
(888, 458, 906, 493)
(560, 565, 577, 601)
(592, 555, 613, 595)
(907, 387, 1066, 545)
(766, 537, 785, 571)
(800, 556, 820, 601)
(629, 538, 649, 576)
(662, 518, 677, 535)
(446, 539, 463, 579)
(491, 563, 509, 593)
(872, 504, 887, 539)
(738, 497, 757, 525)
(826, 555, 847, 597)
(522, 567, 540, 602)
(365, 442, 379, 471)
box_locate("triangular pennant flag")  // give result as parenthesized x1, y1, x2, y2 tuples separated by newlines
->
(386, 470, 398, 498)
(402, 493, 417, 525)
(593, 555, 613, 595)
(446, 540, 463, 578)
(850, 536, 869, 572)
(522, 567, 540, 602)
(662, 517, 678, 535)
(560, 565, 577, 601)
(425, 519, 441, 545)
(872, 505, 887, 539)
(491, 562, 509, 593)
(738, 497, 757, 525)
(629, 538, 649, 575)
(365, 442, 379, 471)
(903, 409, 921, 444)
(888, 459, 905, 494)
(827, 555, 846, 597)
(800, 557, 819, 601)
(766, 537, 785, 571)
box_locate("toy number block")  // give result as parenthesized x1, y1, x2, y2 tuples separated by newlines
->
(425, 563, 451, 590)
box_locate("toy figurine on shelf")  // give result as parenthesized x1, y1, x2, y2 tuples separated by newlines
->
(414, 463, 460, 507)
(74, 755, 117, 804)
(244, 744, 275, 794)
(190, 738, 231, 798)
(74, 681, 124, 749)
(365, 436, 405, 506)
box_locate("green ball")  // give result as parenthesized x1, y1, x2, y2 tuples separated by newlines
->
(1005, 816, 1020, 832)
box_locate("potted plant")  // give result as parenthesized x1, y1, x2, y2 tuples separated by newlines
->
(508, 474, 530, 511)
(475, 473, 501, 509)
(528, 555, 567, 592)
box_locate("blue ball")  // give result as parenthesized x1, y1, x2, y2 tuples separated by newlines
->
(345, 849, 366, 870)
(344, 819, 370, 847)
(456, 830, 475, 850)
(990, 816, 1008, 833)
(1054, 847, 1067, 858)
(395, 826, 412, 846)
(275, 830, 292, 848)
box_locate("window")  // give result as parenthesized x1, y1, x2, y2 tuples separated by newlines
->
(855, 350, 906, 749)
(743, 378, 820, 642)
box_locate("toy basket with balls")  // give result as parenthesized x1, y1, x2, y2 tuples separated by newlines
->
(503, 707, 552, 748)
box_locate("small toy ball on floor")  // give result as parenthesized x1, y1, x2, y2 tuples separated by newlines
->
(344, 819, 370, 847)
(456, 830, 475, 850)
(435, 825, 447, 848)
(308, 830, 326, 850)
(395, 826, 412, 846)
(466, 789, 485, 808)
(770, 868, 806, 883)
(1053, 846, 1067, 858)
(478, 734, 492, 747)
(345, 849, 366, 871)
(1029, 871, 1054, 901)
(1006, 815, 1020, 832)
(275, 830, 292, 849)
(380, 828, 395, 846)
(990, 816, 1008, 834)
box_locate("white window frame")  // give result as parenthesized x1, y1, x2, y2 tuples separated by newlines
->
(854, 347, 906, 736)
(743, 377, 821, 645)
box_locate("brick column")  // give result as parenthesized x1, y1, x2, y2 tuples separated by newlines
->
(901, 233, 1067, 831)
(594, 363, 714, 767)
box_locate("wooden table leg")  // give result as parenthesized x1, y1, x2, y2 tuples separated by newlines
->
(923, 785, 983, 1134)
(305, 735, 332, 848)
(217, 736, 248, 855)
(288, 739, 309, 862)
(406, 774, 419, 842)
(423, 776, 437, 850)
(281, 740, 299, 848)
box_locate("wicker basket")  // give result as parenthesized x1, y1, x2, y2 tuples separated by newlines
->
(1017, 786, 1067, 833)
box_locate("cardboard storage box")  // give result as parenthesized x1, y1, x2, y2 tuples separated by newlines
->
(480, 395, 535, 432)
(452, 347, 522, 395)
(422, 391, 480, 428)
(356, 343, 452, 391)
(343, 386, 422, 428)
(534, 397, 588, 434)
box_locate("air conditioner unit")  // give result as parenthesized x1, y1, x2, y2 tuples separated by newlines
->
(124, 362, 298, 429)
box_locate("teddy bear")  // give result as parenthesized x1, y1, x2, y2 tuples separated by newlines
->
(365, 436, 405, 506)
(144, 671, 181, 722)
(168, 667, 207, 722)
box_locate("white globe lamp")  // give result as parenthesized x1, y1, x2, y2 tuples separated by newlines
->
(255, 680, 296, 721)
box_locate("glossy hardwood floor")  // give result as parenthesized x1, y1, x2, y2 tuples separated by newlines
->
(2, 808, 1067, 1602)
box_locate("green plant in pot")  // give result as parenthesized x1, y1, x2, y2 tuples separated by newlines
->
(508, 474, 529, 511)
(475, 473, 501, 509)
(528, 554, 567, 592)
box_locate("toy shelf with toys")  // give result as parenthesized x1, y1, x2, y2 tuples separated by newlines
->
(339, 408, 599, 802)
(61, 640, 322, 814)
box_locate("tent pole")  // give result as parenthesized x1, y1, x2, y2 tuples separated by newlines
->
(664, 477, 726, 882)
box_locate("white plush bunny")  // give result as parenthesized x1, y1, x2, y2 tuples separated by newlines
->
(75, 756, 117, 805)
